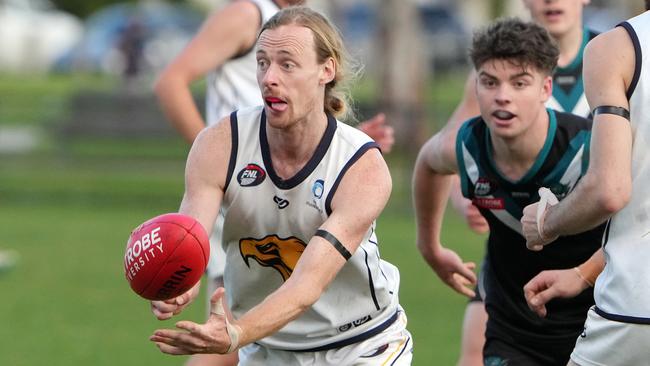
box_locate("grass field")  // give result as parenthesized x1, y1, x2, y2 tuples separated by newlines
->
(0, 73, 485, 365)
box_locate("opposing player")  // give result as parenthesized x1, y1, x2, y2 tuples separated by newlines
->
(149, 7, 412, 365)
(444, 1, 597, 364)
(153, 2, 393, 365)
(522, 5, 650, 366)
(413, 18, 603, 365)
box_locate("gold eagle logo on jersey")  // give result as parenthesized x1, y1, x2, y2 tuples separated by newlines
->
(239, 235, 307, 281)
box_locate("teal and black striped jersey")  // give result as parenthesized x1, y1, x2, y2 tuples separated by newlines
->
(546, 29, 599, 118)
(456, 109, 604, 348)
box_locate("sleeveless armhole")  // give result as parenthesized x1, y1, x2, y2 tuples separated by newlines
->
(617, 21, 642, 99)
(224, 111, 239, 192)
(324, 142, 380, 216)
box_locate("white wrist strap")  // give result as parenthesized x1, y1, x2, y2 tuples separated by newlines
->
(212, 298, 242, 354)
(536, 187, 559, 241)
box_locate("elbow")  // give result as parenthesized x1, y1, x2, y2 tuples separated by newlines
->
(588, 174, 631, 215)
(596, 186, 631, 215)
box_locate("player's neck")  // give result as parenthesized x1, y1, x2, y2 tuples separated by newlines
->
(266, 111, 328, 179)
(490, 112, 549, 181)
(554, 25, 584, 68)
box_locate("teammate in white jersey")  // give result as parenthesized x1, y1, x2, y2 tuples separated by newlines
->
(522, 5, 650, 366)
(153, 2, 395, 365)
(439, 2, 596, 364)
(149, 7, 412, 365)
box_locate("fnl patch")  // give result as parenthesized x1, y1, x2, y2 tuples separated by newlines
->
(238, 163, 266, 187)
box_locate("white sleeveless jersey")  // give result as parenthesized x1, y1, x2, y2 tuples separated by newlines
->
(205, 0, 279, 124)
(220, 107, 401, 350)
(595, 11, 650, 323)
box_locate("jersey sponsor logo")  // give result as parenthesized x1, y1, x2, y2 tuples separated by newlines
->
(338, 315, 373, 333)
(474, 177, 497, 196)
(273, 195, 289, 209)
(472, 197, 505, 210)
(239, 235, 306, 281)
(312, 179, 325, 199)
(237, 164, 266, 187)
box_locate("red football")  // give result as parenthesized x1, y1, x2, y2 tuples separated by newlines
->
(124, 213, 210, 301)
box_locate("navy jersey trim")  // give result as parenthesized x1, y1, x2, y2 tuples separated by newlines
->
(224, 111, 240, 192)
(260, 111, 337, 190)
(602, 218, 611, 247)
(325, 141, 380, 215)
(361, 246, 381, 311)
(294, 310, 399, 352)
(618, 22, 641, 100)
(594, 306, 650, 324)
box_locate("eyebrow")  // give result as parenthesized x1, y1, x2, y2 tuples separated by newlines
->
(478, 70, 533, 80)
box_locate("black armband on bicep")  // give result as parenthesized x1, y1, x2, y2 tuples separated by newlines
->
(314, 229, 352, 261)
(592, 106, 630, 121)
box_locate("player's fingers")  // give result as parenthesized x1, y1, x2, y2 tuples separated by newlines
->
(175, 321, 202, 334)
(451, 273, 476, 298)
(456, 264, 477, 284)
(154, 341, 190, 355)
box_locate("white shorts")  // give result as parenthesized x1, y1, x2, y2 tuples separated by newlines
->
(238, 310, 413, 366)
(571, 306, 650, 366)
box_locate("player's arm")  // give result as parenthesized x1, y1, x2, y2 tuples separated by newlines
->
(150, 117, 232, 320)
(154, 1, 261, 144)
(232, 148, 392, 346)
(446, 72, 489, 233)
(522, 27, 634, 247)
(524, 248, 605, 317)
(413, 126, 477, 297)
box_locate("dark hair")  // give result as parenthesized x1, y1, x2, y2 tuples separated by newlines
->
(470, 18, 559, 75)
(259, 6, 359, 120)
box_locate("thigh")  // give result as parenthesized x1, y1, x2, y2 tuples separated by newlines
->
(458, 301, 487, 366)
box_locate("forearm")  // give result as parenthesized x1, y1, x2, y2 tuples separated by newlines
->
(413, 158, 453, 262)
(543, 174, 619, 237)
(577, 248, 605, 287)
(154, 76, 206, 144)
(234, 275, 320, 346)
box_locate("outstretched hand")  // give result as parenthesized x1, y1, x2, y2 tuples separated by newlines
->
(429, 247, 477, 298)
(524, 268, 591, 318)
(150, 288, 241, 355)
(357, 113, 395, 153)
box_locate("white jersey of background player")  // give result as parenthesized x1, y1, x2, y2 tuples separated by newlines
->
(522, 8, 650, 366)
(204, 0, 280, 286)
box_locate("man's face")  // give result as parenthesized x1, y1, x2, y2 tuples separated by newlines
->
(523, 0, 589, 38)
(256, 24, 334, 128)
(475, 59, 552, 140)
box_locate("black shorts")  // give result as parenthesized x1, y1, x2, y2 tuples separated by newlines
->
(483, 335, 575, 366)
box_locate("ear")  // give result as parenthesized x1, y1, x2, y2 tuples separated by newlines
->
(541, 75, 553, 102)
(319, 57, 336, 86)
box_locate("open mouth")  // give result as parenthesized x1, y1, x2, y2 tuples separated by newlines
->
(544, 9, 563, 17)
(265, 97, 288, 112)
(493, 110, 515, 121)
